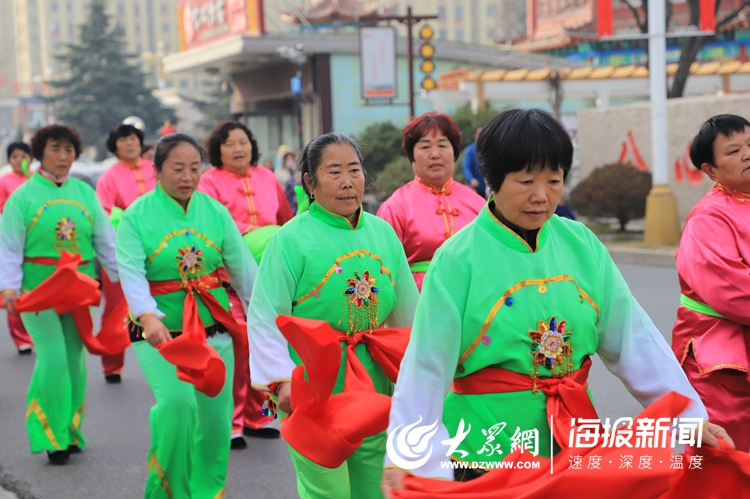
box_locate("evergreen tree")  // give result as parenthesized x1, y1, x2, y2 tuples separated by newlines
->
(50, 0, 172, 159)
(180, 76, 233, 132)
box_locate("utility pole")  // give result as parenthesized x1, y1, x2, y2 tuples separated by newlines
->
(643, 0, 680, 244)
(277, 44, 307, 151)
(373, 6, 438, 119)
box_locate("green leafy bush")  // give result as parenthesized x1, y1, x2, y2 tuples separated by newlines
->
(570, 163, 652, 232)
(354, 121, 404, 177)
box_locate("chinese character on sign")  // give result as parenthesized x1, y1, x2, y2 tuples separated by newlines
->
(588, 455, 602, 470)
(510, 427, 539, 457)
(602, 418, 634, 448)
(569, 418, 601, 448)
(477, 422, 506, 457)
(634, 418, 656, 448)
(569, 455, 583, 470)
(672, 418, 704, 448)
(638, 455, 652, 470)
(689, 456, 703, 470)
(619, 455, 634, 469)
(441, 419, 471, 459)
(670, 455, 684, 470)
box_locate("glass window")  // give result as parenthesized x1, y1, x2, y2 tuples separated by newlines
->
(51, 2, 58, 11)
(161, 3, 168, 14)
(454, 5, 462, 18)
(135, 22, 140, 35)
(487, 28, 496, 40)
(439, 29, 447, 39)
(164, 41, 171, 51)
(134, 4, 139, 15)
(162, 23, 170, 33)
(455, 28, 463, 40)
(438, 5, 446, 18)
(487, 5, 496, 17)
(117, 3, 124, 15)
(180, 79, 189, 89)
(136, 42, 141, 52)
(51, 21, 60, 34)
(66, 2, 71, 11)
(68, 22, 73, 36)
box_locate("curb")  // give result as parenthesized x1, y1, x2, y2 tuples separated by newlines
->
(606, 246, 676, 268)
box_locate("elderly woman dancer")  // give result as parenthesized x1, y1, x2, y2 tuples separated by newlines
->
(377, 113, 484, 291)
(0, 125, 119, 464)
(117, 133, 257, 498)
(198, 120, 293, 448)
(382, 109, 730, 495)
(673, 114, 750, 453)
(248, 133, 419, 499)
(0, 141, 34, 354)
(96, 123, 158, 383)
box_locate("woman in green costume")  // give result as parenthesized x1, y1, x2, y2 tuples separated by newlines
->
(116, 133, 257, 498)
(0, 125, 120, 465)
(381, 109, 730, 495)
(247, 133, 420, 499)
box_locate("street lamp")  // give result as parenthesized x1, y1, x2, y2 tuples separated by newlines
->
(277, 44, 307, 152)
(142, 41, 167, 102)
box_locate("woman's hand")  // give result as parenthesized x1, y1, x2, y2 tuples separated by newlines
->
(277, 382, 293, 415)
(2, 291, 18, 315)
(699, 421, 735, 449)
(140, 314, 172, 347)
(381, 468, 409, 499)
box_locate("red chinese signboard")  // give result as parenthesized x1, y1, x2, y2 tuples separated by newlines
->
(177, 0, 264, 51)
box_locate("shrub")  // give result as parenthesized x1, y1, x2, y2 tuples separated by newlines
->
(375, 156, 414, 200)
(354, 121, 404, 177)
(570, 163, 652, 232)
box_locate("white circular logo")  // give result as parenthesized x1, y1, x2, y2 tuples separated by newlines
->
(386, 416, 440, 470)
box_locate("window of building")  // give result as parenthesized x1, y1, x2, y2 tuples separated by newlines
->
(487, 5, 496, 17)
(134, 4, 139, 15)
(54, 42, 61, 51)
(454, 5, 462, 19)
(439, 28, 447, 39)
(162, 23, 170, 33)
(51, 21, 60, 35)
(438, 5, 446, 18)
(164, 41, 171, 51)
(66, 2, 72, 11)
(136, 42, 141, 52)
(161, 3, 168, 14)
(135, 22, 140, 35)
(455, 28, 463, 40)
(180, 79, 189, 89)
(51, 2, 58, 11)
(487, 27, 496, 40)
(68, 22, 74, 36)
(117, 3, 124, 15)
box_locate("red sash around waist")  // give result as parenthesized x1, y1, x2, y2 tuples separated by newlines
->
(138, 270, 247, 398)
(451, 358, 598, 451)
(275, 316, 410, 468)
(0, 251, 129, 357)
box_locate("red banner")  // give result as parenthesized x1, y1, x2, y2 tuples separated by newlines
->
(177, 0, 264, 51)
(700, 0, 716, 32)
(597, 0, 613, 37)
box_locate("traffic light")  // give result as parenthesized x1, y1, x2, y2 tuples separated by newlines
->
(419, 24, 436, 91)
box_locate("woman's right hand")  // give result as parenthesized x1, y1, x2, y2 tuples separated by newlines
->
(381, 468, 409, 499)
(2, 291, 18, 315)
(140, 314, 172, 347)
(277, 382, 293, 414)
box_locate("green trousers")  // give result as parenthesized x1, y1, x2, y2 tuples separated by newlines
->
(287, 432, 386, 499)
(134, 332, 234, 499)
(22, 310, 86, 454)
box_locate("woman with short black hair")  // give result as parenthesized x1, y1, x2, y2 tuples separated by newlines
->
(198, 120, 293, 447)
(0, 141, 34, 354)
(248, 132, 419, 498)
(0, 124, 119, 464)
(116, 132, 257, 497)
(382, 108, 728, 494)
(96, 123, 158, 383)
(673, 113, 750, 453)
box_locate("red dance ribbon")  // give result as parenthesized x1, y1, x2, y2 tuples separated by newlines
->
(276, 316, 410, 468)
(145, 271, 247, 398)
(452, 358, 598, 450)
(394, 392, 693, 499)
(0, 251, 129, 356)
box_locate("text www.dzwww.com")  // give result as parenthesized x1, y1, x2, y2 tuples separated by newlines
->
(442, 460, 541, 470)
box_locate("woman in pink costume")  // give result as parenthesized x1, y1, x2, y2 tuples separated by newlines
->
(377, 113, 485, 291)
(0, 142, 33, 353)
(199, 120, 293, 449)
(95, 124, 157, 383)
(673, 113, 750, 452)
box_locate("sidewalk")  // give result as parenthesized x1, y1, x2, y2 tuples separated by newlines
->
(0, 487, 17, 499)
(605, 242, 677, 268)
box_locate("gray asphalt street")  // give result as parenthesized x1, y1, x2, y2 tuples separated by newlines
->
(0, 262, 682, 498)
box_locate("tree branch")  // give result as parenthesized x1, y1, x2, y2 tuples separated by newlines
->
(717, 0, 750, 29)
(622, 0, 647, 33)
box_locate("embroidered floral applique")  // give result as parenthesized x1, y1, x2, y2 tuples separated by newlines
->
(339, 270, 380, 334)
(176, 245, 204, 280)
(54, 217, 78, 253)
(528, 316, 573, 392)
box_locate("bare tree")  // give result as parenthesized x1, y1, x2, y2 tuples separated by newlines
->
(622, 0, 750, 98)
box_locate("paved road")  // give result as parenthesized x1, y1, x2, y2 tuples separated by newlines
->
(0, 263, 682, 498)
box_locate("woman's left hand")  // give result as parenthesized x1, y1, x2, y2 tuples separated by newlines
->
(698, 422, 735, 449)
